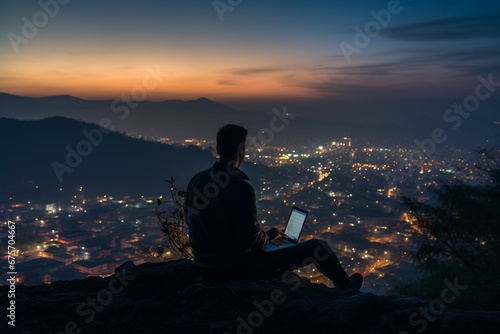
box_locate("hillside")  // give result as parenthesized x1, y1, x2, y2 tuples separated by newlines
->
(1, 259, 499, 333)
(0, 117, 214, 202)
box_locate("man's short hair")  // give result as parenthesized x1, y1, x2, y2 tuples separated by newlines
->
(216, 124, 247, 159)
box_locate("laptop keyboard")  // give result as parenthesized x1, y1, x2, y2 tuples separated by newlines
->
(272, 238, 286, 247)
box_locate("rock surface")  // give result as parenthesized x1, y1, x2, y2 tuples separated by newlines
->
(1, 259, 499, 334)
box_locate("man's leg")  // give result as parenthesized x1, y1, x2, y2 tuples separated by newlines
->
(264, 239, 354, 288)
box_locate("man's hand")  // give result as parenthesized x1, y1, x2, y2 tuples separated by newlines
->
(265, 227, 279, 240)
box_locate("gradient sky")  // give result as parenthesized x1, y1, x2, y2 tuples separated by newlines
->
(1, 0, 499, 121)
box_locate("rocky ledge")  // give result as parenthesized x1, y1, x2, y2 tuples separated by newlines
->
(1, 259, 499, 334)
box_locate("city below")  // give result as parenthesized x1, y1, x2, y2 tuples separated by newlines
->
(0, 136, 490, 295)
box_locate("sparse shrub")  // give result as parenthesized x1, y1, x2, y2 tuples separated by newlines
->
(139, 177, 193, 261)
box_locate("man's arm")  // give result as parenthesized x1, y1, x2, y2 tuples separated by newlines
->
(231, 182, 269, 251)
(266, 227, 279, 240)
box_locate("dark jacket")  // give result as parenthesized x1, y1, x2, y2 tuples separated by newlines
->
(184, 161, 269, 269)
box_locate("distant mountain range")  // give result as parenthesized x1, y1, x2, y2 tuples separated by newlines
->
(0, 92, 412, 146)
(0, 93, 251, 142)
(0, 92, 497, 153)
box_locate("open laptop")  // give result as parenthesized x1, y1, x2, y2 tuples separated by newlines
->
(263, 206, 309, 252)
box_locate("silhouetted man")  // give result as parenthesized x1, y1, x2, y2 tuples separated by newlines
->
(184, 124, 362, 289)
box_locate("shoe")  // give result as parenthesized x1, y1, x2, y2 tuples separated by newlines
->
(349, 272, 363, 290)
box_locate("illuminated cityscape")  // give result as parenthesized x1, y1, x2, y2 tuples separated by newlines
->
(0, 136, 488, 294)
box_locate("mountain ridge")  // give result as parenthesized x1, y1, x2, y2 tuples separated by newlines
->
(0, 116, 215, 202)
(0, 92, 398, 146)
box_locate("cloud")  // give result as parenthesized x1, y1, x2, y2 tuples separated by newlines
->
(292, 41, 500, 100)
(324, 42, 500, 77)
(382, 14, 500, 41)
(230, 66, 288, 76)
(217, 80, 238, 86)
(312, 61, 424, 77)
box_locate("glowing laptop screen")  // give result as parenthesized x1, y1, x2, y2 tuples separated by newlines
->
(284, 208, 307, 242)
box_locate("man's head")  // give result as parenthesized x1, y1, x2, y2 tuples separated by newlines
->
(216, 124, 247, 167)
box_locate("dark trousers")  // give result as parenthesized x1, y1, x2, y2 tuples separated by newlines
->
(217, 239, 352, 288)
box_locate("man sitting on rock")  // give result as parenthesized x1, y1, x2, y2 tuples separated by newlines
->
(184, 124, 363, 289)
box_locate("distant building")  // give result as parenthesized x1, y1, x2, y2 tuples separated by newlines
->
(72, 259, 110, 276)
(41, 246, 74, 265)
(68, 248, 91, 261)
(14, 258, 66, 285)
(46, 203, 57, 212)
(59, 232, 89, 245)
(120, 237, 138, 249)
